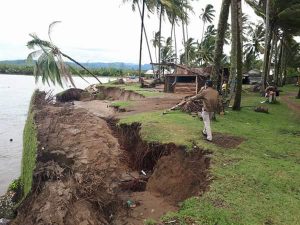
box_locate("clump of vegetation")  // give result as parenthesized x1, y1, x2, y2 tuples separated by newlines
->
(144, 218, 157, 225)
(8, 178, 21, 193)
(110, 101, 131, 108)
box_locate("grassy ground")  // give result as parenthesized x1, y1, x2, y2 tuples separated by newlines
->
(20, 92, 38, 198)
(119, 85, 300, 225)
(99, 83, 162, 97)
(110, 101, 132, 108)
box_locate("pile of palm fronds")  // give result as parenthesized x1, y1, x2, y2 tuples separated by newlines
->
(179, 99, 203, 113)
(168, 97, 203, 114)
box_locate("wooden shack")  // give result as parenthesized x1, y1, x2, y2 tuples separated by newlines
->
(164, 64, 213, 94)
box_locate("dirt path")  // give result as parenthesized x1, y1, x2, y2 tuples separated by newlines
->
(281, 92, 300, 113)
(117, 94, 185, 117)
(74, 100, 114, 118)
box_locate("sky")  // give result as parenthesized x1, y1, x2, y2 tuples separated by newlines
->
(0, 0, 261, 64)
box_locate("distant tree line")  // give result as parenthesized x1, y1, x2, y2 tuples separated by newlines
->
(0, 63, 33, 75)
(0, 63, 140, 77)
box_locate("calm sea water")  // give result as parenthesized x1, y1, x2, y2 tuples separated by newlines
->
(0, 74, 113, 195)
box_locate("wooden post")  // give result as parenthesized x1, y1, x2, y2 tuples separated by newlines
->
(196, 75, 198, 95)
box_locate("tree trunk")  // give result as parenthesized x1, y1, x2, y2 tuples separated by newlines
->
(237, 0, 243, 61)
(174, 22, 178, 64)
(170, 18, 174, 40)
(137, 1, 155, 73)
(262, 0, 271, 92)
(229, 0, 237, 93)
(182, 20, 187, 64)
(61, 52, 102, 84)
(275, 38, 282, 86)
(267, 32, 276, 83)
(232, 0, 243, 111)
(297, 85, 300, 99)
(279, 40, 286, 86)
(181, 0, 187, 65)
(283, 56, 287, 85)
(201, 21, 206, 44)
(138, 0, 146, 80)
(212, 0, 231, 90)
(158, 7, 163, 78)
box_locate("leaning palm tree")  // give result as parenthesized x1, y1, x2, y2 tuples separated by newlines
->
(199, 4, 215, 43)
(27, 21, 101, 87)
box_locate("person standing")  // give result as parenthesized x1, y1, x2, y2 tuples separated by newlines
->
(190, 80, 219, 141)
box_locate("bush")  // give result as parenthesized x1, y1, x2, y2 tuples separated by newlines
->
(7, 179, 21, 193)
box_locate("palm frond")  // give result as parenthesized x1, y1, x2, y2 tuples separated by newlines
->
(27, 50, 43, 63)
(48, 21, 61, 42)
(27, 33, 53, 49)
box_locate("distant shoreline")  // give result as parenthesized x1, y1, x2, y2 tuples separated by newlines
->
(0, 72, 126, 78)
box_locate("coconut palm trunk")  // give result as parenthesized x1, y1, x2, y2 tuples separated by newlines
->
(174, 24, 178, 63)
(138, 0, 146, 80)
(61, 53, 101, 84)
(182, 20, 187, 64)
(279, 39, 287, 86)
(232, 0, 243, 111)
(212, 0, 231, 90)
(229, 0, 238, 93)
(274, 37, 282, 86)
(262, 0, 271, 92)
(158, 7, 163, 78)
(267, 33, 276, 83)
(137, 1, 155, 73)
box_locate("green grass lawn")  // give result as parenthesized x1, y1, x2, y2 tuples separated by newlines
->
(119, 85, 300, 225)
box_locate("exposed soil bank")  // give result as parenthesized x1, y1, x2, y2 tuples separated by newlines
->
(114, 122, 212, 204)
(56, 86, 145, 103)
(11, 92, 211, 225)
(87, 85, 145, 101)
(11, 92, 124, 225)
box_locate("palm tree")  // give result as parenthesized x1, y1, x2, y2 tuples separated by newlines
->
(244, 22, 264, 58)
(167, 0, 192, 64)
(180, 38, 196, 65)
(154, 0, 192, 76)
(246, 0, 300, 89)
(243, 22, 264, 72)
(197, 25, 216, 66)
(160, 37, 176, 75)
(212, 0, 231, 90)
(27, 21, 101, 88)
(199, 4, 215, 43)
(151, 31, 162, 63)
